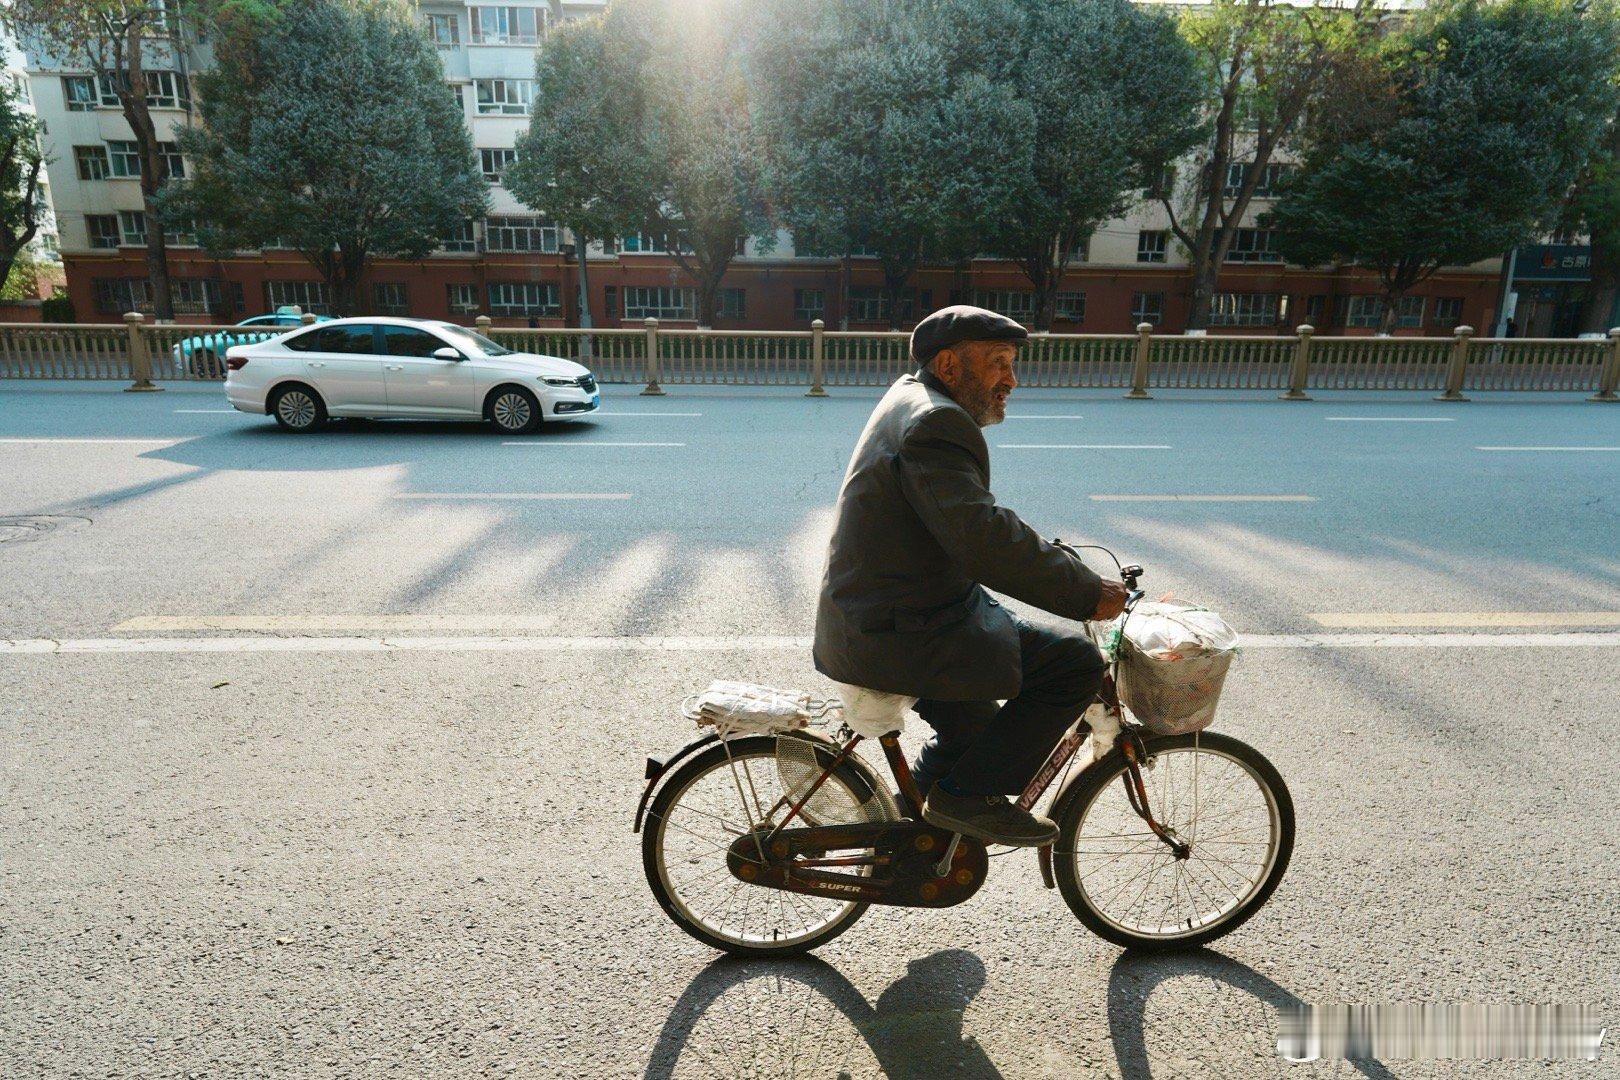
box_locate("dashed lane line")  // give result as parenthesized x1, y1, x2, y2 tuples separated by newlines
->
(392, 493, 632, 502)
(4, 632, 1618, 655)
(997, 444, 1172, 450)
(112, 615, 562, 632)
(0, 437, 181, 445)
(1326, 416, 1456, 422)
(1311, 612, 1620, 628)
(502, 441, 685, 448)
(1090, 495, 1316, 502)
(1476, 446, 1620, 452)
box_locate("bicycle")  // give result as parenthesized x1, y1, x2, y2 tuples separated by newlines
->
(633, 563, 1295, 955)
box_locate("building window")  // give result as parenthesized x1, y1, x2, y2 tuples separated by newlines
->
(1225, 228, 1281, 264)
(1209, 292, 1282, 327)
(1432, 297, 1463, 329)
(63, 75, 97, 111)
(118, 210, 147, 246)
(108, 140, 142, 177)
(439, 219, 477, 253)
(793, 288, 824, 322)
(141, 71, 190, 110)
(168, 278, 237, 317)
(1143, 164, 1176, 200)
(623, 286, 695, 321)
(1053, 292, 1086, 322)
(469, 6, 543, 45)
(488, 281, 560, 317)
(1393, 296, 1424, 328)
(473, 78, 535, 115)
(1223, 162, 1292, 198)
(1337, 295, 1422, 329)
(266, 281, 332, 315)
(974, 289, 1035, 321)
(425, 13, 460, 45)
(1131, 291, 1164, 326)
(848, 286, 917, 323)
(483, 215, 557, 253)
(1303, 294, 1327, 326)
(86, 215, 120, 249)
(619, 231, 686, 255)
(1137, 230, 1168, 263)
(373, 282, 409, 315)
(92, 277, 149, 314)
(74, 145, 110, 181)
(718, 287, 745, 319)
(447, 283, 481, 314)
(480, 148, 518, 184)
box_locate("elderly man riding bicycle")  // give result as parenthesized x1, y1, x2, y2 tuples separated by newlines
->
(813, 305, 1129, 848)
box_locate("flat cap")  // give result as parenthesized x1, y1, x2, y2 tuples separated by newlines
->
(909, 305, 1029, 366)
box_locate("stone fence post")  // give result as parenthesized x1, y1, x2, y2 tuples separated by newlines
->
(123, 312, 160, 393)
(807, 318, 827, 397)
(1436, 325, 1473, 402)
(1281, 324, 1314, 400)
(642, 317, 664, 395)
(1126, 322, 1153, 399)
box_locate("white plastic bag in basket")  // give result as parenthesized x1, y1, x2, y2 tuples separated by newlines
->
(1112, 600, 1238, 735)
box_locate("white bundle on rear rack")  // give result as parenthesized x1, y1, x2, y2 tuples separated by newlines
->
(684, 680, 817, 737)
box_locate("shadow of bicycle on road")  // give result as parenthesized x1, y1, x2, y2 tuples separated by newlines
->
(645, 948, 1001, 1079)
(644, 945, 1400, 1079)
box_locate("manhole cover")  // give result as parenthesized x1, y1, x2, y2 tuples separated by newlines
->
(0, 515, 93, 544)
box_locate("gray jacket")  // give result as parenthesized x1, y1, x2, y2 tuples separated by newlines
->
(813, 371, 1104, 701)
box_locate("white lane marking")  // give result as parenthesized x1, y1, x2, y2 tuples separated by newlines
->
(998, 444, 1172, 450)
(603, 411, 703, 417)
(6, 632, 1619, 655)
(1326, 416, 1455, 422)
(393, 493, 631, 502)
(0, 437, 180, 445)
(1476, 446, 1620, 452)
(113, 615, 560, 632)
(1311, 612, 1620, 628)
(1004, 414, 1087, 420)
(173, 409, 236, 414)
(503, 441, 685, 447)
(1090, 495, 1316, 503)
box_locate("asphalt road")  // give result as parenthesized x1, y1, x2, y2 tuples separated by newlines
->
(2, 379, 1617, 1078)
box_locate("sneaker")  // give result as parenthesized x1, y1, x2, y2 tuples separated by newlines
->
(922, 784, 1060, 847)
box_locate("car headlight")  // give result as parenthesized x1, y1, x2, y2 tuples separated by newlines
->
(543, 376, 582, 387)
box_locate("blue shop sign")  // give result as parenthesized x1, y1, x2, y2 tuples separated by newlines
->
(1514, 244, 1592, 282)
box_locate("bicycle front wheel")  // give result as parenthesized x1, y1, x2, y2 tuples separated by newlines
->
(1052, 730, 1294, 951)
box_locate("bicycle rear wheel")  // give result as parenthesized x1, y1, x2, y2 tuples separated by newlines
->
(642, 732, 891, 956)
(1052, 731, 1294, 950)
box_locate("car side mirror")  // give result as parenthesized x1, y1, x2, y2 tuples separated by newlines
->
(432, 346, 463, 361)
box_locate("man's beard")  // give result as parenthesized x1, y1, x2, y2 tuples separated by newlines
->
(957, 378, 1007, 427)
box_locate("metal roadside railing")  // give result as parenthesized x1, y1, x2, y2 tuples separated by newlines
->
(0, 314, 1616, 402)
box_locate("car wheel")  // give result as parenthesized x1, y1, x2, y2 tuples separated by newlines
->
(487, 386, 542, 435)
(192, 349, 221, 379)
(270, 383, 328, 433)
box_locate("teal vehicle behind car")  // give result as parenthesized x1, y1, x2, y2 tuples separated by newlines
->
(173, 308, 333, 377)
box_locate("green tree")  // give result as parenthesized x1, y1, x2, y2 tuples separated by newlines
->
(169, 0, 486, 315)
(1269, 0, 1620, 334)
(752, 0, 1036, 329)
(1565, 101, 1620, 334)
(508, 13, 656, 331)
(5, 0, 195, 319)
(1165, 0, 1378, 331)
(0, 80, 47, 295)
(998, 0, 1205, 330)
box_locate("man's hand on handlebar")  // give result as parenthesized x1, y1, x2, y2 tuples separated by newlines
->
(1091, 579, 1129, 622)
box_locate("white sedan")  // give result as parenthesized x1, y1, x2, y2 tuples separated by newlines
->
(223, 316, 599, 433)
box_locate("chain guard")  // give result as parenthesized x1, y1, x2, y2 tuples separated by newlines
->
(727, 821, 989, 909)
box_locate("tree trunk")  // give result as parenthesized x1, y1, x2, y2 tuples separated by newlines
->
(574, 231, 594, 361)
(695, 266, 724, 328)
(1185, 259, 1218, 332)
(119, 28, 176, 321)
(838, 255, 851, 330)
(1377, 289, 1402, 335)
(1579, 238, 1618, 334)
(316, 245, 368, 316)
(881, 263, 910, 331)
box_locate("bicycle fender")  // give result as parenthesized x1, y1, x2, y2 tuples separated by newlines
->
(632, 732, 722, 834)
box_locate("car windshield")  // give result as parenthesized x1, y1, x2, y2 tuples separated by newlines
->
(435, 323, 512, 356)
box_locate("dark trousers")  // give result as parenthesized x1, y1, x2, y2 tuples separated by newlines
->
(910, 613, 1106, 797)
